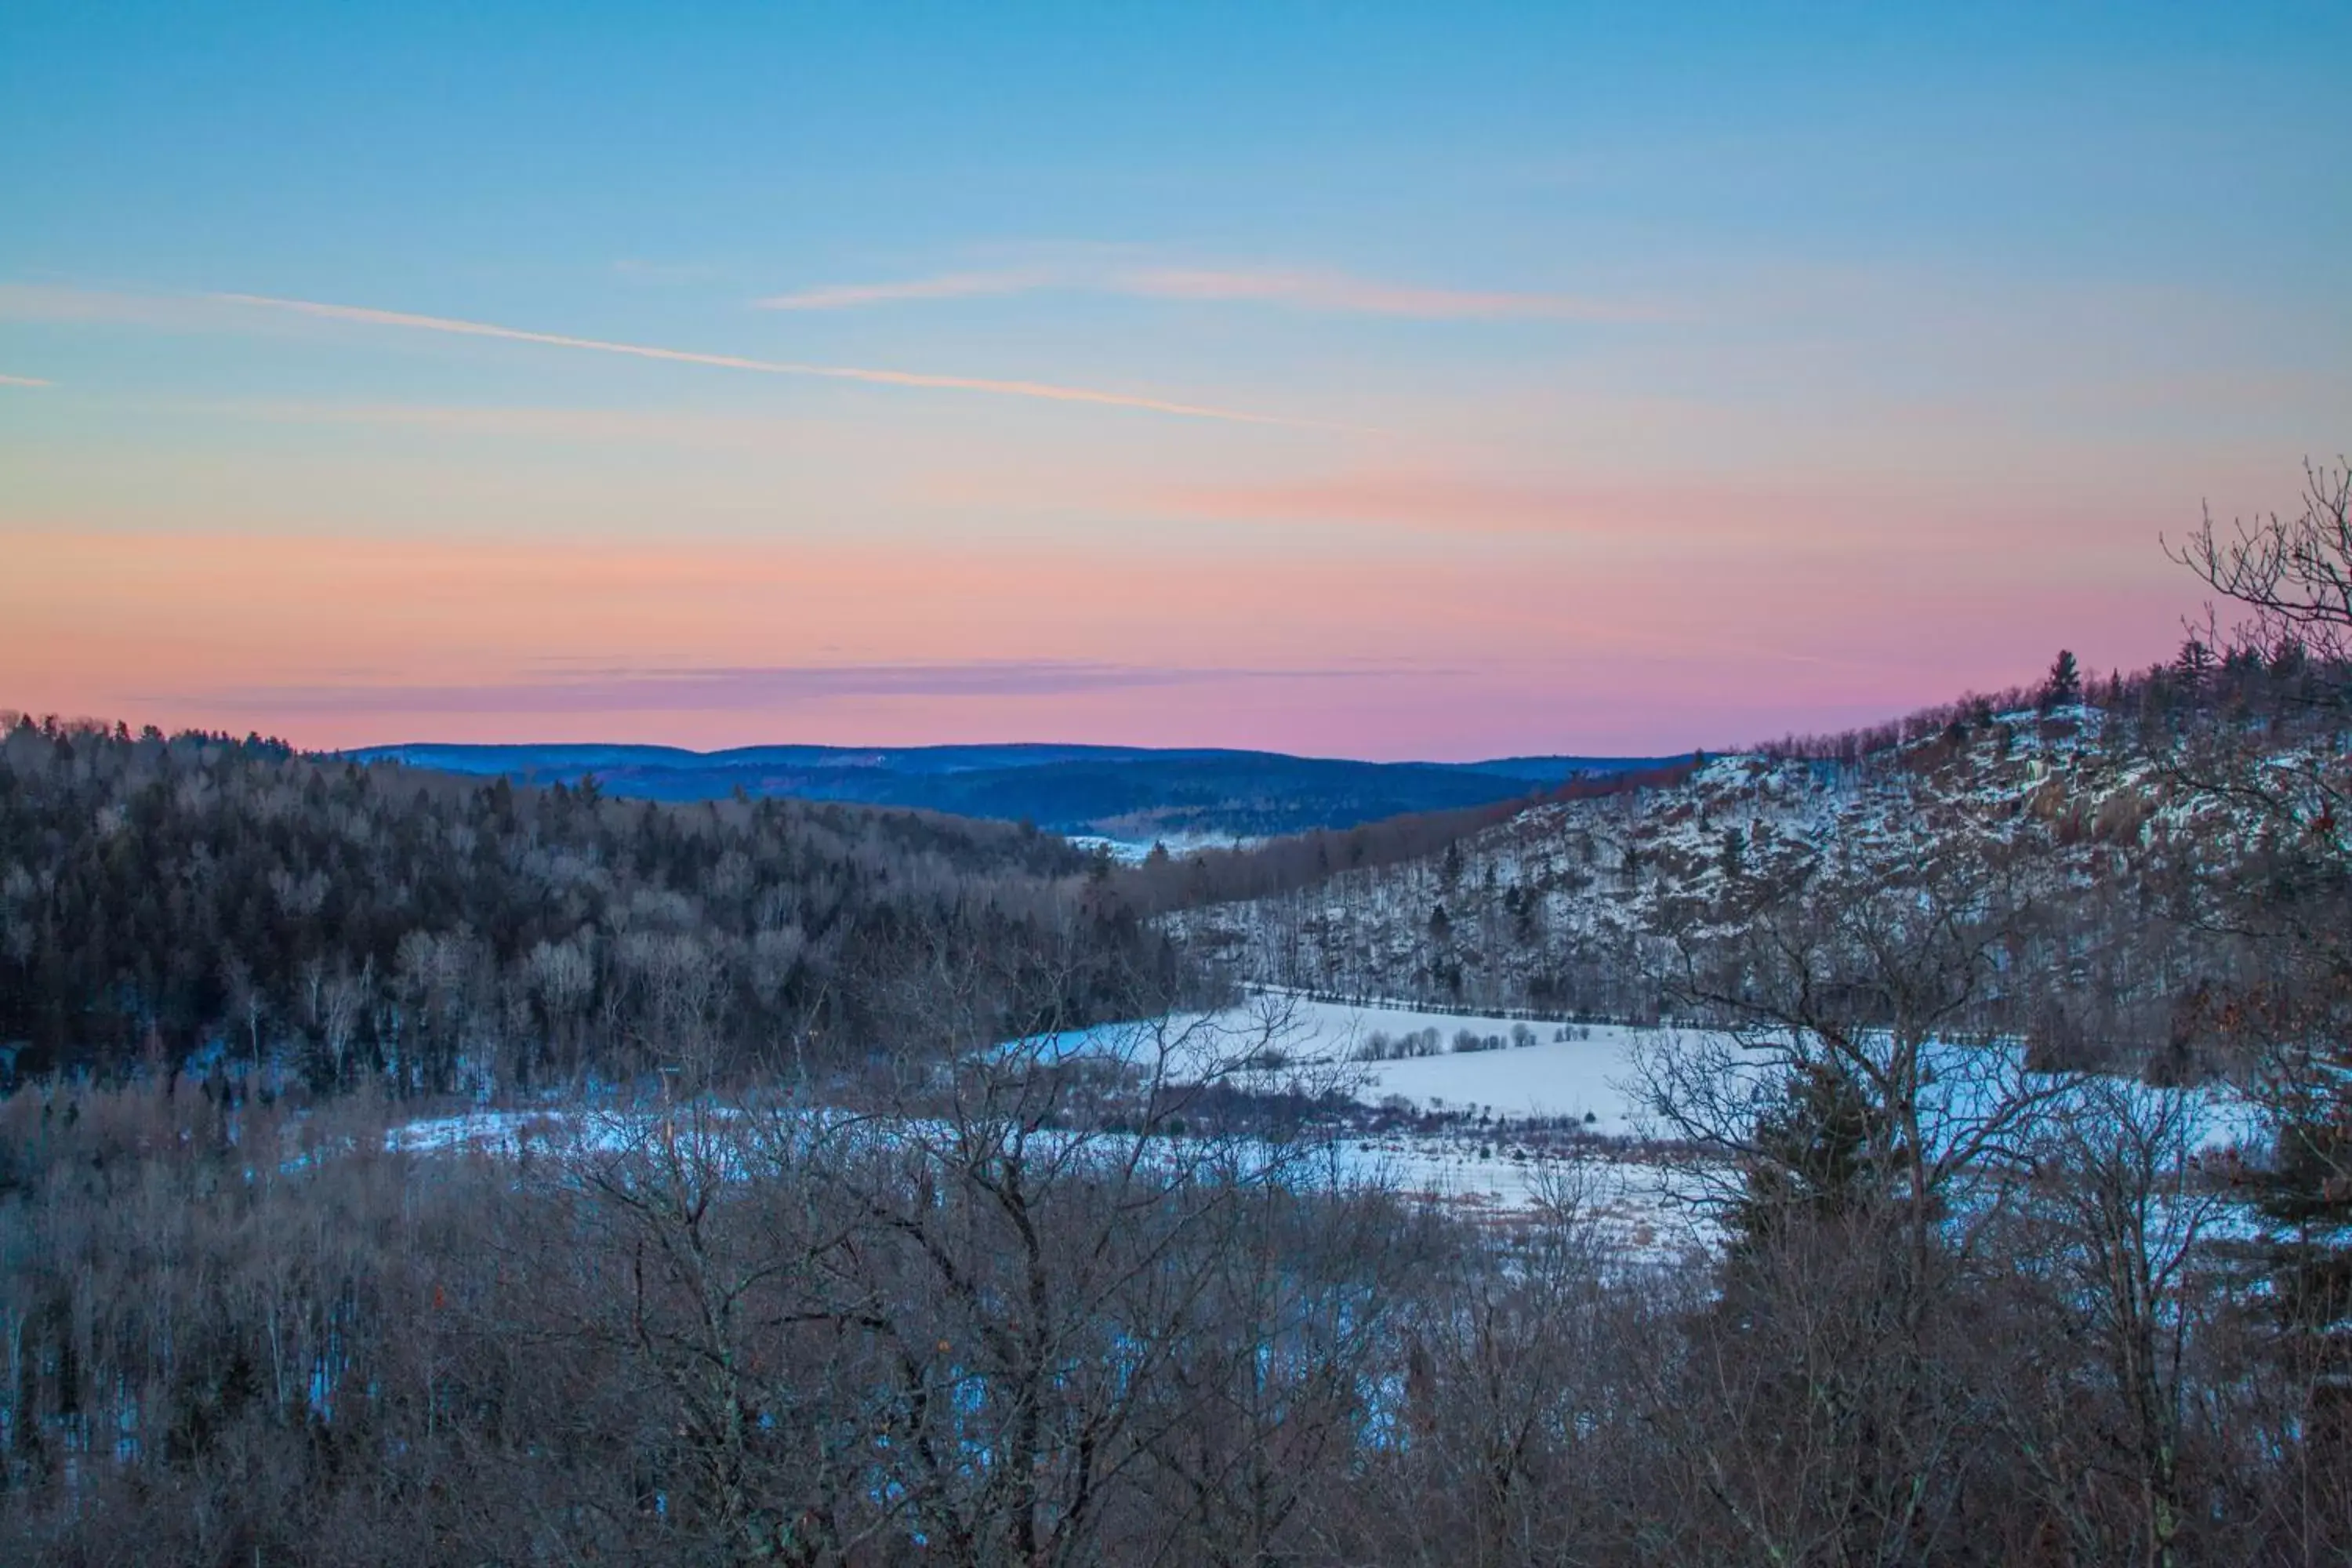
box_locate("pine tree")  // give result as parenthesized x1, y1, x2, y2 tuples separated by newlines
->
(2175, 636, 2215, 689)
(1727, 1059, 1879, 1259)
(2255, 1089, 2352, 1337)
(2040, 648, 2082, 712)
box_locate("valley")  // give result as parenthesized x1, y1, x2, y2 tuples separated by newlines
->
(3, 475, 2347, 1564)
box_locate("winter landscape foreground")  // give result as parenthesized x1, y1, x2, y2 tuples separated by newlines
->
(385, 985, 2269, 1265)
(388, 992, 1706, 1254)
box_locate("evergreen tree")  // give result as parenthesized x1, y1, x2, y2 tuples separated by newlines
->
(2254, 1081, 2352, 1338)
(2040, 648, 2082, 711)
(1726, 1058, 1879, 1261)
(2175, 635, 2216, 695)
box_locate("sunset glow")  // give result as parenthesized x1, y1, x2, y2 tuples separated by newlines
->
(5, 5, 2347, 757)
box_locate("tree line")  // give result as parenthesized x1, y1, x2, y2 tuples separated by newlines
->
(0, 721, 1181, 1092)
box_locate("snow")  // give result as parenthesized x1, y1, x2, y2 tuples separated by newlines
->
(1016, 993, 2274, 1177)
(389, 1106, 617, 1157)
(1171, 707, 2349, 1024)
(1256, 995, 1654, 1131)
(1009, 992, 1663, 1133)
(1356, 1043, 1633, 1129)
(1332, 1138, 1704, 1254)
(378, 991, 2269, 1245)
(379, 1096, 1703, 1261)
(1065, 831, 1260, 864)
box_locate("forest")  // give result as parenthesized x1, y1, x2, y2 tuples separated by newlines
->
(0, 731, 1177, 1091)
(0, 463, 2346, 1565)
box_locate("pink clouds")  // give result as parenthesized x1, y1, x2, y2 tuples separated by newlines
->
(0, 514, 2200, 758)
(757, 261, 1650, 321)
(757, 267, 1064, 310)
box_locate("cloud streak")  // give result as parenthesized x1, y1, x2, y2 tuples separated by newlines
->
(759, 262, 1651, 322)
(196, 292, 1311, 426)
(1121, 267, 1645, 321)
(210, 399, 823, 450)
(1140, 470, 2060, 552)
(178, 660, 1382, 715)
(760, 267, 1060, 310)
(0, 372, 52, 387)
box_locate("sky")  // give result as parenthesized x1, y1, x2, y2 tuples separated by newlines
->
(3, 2, 2347, 760)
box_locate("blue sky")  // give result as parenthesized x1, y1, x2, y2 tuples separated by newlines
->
(4, 2, 2347, 755)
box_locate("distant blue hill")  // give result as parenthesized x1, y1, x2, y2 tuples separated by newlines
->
(341, 742, 1680, 841)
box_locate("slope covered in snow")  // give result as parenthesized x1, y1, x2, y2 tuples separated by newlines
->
(1168, 705, 2346, 1054)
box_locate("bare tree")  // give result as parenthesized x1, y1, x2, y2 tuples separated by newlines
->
(1995, 1082, 2228, 1567)
(1637, 849, 2077, 1563)
(2169, 458, 2352, 669)
(2164, 456, 2352, 1550)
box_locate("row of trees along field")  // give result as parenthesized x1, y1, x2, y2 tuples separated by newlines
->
(0, 724, 1183, 1091)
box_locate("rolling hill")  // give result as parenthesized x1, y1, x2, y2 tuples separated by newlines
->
(341, 742, 1678, 843)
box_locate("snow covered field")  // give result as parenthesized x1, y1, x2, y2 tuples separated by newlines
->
(1016, 990, 2267, 1172)
(384, 989, 2260, 1247)
(1295, 1000, 1651, 1131)
(1019, 991, 1663, 1133)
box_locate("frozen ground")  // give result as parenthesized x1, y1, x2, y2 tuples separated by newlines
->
(1018, 991, 1672, 1134)
(1296, 1002, 1653, 1132)
(1333, 1137, 1708, 1255)
(384, 989, 2263, 1241)
(383, 1097, 1706, 1261)
(1017, 989, 2267, 1163)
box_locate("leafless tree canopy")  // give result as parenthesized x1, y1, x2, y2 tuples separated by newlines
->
(0, 720, 1185, 1091)
(2170, 458, 2352, 668)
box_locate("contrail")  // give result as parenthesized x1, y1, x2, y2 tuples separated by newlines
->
(213, 292, 1307, 426)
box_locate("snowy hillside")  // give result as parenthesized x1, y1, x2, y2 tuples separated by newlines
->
(1168, 705, 2343, 1040)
